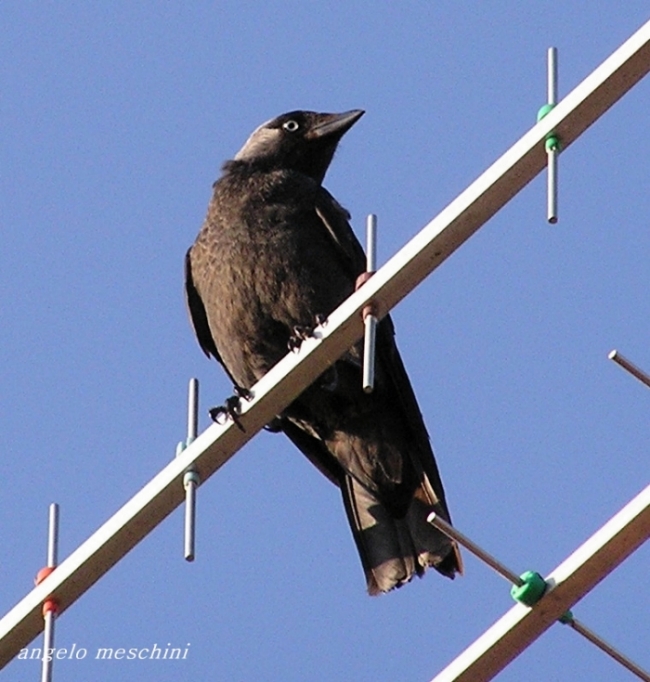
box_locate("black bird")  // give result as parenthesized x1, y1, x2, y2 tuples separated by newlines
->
(185, 109, 461, 594)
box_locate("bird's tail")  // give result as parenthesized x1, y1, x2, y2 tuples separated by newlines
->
(341, 475, 462, 595)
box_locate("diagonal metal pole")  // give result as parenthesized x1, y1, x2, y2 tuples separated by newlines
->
(428, 513, 522, 586)
(565, 617, 650, 682)
(2, 16, 650, 670)
(428, 512, 650, 681)
(609, 350, 650, 389)
(430, 483, 650, 682)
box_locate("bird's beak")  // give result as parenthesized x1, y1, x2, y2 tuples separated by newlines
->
(307, 109, 365, 140)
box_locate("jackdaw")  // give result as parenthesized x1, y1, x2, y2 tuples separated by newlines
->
(185, 109, 461, 594)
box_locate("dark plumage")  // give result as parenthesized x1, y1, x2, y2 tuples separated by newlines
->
(185, 109, 461, 594)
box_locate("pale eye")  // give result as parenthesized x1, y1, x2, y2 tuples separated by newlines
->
(282, 120, 300, 132)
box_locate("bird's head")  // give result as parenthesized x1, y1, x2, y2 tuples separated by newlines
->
(232, 109, 364, 184)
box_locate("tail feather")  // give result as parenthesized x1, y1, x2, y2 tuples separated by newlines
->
(341, 475, 461, 595)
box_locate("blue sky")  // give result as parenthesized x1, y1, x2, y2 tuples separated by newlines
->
(2, 3, 650, 681)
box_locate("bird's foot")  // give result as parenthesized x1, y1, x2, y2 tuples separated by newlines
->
(314, 312, 327, 327)
(233, 384, 253, 401)
(209, 394, 247, 432)
(288, 326, 310, 353)
(287, 313, 327, 353)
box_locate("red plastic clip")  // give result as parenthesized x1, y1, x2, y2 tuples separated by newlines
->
(35, 566, 59, 616)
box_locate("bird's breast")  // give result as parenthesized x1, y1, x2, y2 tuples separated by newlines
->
(197, 182, 353, 385)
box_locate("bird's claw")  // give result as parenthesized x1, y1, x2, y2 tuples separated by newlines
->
(287, 336, 301, 353)
(287, 314, 327, 353)
(288, 325, 311, 352)
(209, 395, 246, 432)
(233, 384, 253, 401)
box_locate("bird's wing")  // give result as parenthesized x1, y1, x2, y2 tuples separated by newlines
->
(375, 321, 453, 518)
(312, 187, 452, 517)
(184, 247, 224, 362)
(274, 187, 366, 486)
(315, 187, 398, 338)
(279, 418, 345, 486)
(314, 187, 367, 278)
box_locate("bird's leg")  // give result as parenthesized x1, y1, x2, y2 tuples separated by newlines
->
(208, 387, 252, 432)
(314, 312, 327, 327)
(232, 384, 253, 402)
(287, 313, 328, 353)
(287, 325, 311, 353)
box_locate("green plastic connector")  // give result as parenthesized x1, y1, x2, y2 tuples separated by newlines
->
(559, 610, 574, 625)
(183, 469, 200, 487)
(545, 135, 561, 153)
(510, 570, 547, 607)
(537, 103, 562, 153)
(537, 103, 555, 121)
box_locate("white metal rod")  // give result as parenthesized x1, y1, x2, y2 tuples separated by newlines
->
(547, 146, 558, 224)
(366, 214, 377, 272)
(40, 611, 55, 682)
(547, 47, 559, 224)
(362, 213, 378, 393)
(427, 513, 523, 587)
(430, 483, 650, 682)
(362, 315, 377, 393)
(2, 18, 650, 668)
(41, 505, 59, 682)
(548, 47, 558, 104)
(183, 476, 197, 562)
(608, 349, 650, 389)
(184, 379, 199, 561)
(187, 378, 199, 443)
(568, 618, 650, 682)
(47, 504, 59, 569)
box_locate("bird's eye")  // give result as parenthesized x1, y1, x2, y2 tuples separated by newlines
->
(282, 120, 300, 132)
